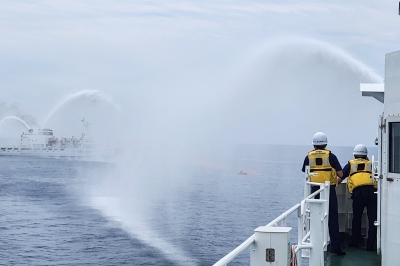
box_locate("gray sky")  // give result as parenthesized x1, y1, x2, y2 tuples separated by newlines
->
(0, 0, 399, 146)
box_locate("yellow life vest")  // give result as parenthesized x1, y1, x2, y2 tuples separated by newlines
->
(308, 149, 337, 185)
(347, 158, 376, 193)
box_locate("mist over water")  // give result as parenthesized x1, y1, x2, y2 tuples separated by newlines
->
(77, 38, 383, 264)
(0, 100, 37, 130)
(42, 90, 120, 127)
(0, 37, 385, 264)
(41, 90, 121, 143)
(205, 37, 382, 147)
(89, 196, 199, 266)
(0, 116, 32, 145)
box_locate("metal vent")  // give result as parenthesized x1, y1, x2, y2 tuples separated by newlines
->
(266, 248, 275, 262)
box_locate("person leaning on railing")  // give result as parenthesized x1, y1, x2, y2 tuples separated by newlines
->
(301, 132, 346, 256)
(340, 144, 377, 251)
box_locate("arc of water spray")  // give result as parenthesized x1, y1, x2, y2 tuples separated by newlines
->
(242, 36, 383, 83)
(295, 37, 383, 82)
(41, 90, 121, 128)
(0, 116, 31, 129)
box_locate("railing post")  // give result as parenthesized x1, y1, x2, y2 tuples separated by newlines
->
(302, 166, 311, 259)
(304, 166, 311, 199)
(250, 242, 255, 266)
(253, 226, 291, 266)
(300, 199, 309, 259)
(322, 181, 330, 251)
(297, 204, 303, 265)
(372, 154, 381, 255)
(306, 199, 326, 266)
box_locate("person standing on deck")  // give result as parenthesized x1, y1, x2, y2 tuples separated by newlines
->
(301, 132, 346, 255)
(340, 144, 377, 251)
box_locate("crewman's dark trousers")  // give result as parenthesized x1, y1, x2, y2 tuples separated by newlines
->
(311, 185, 341, 252)
(351, 186, 377, 249)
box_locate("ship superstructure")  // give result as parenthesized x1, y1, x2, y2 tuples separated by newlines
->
(213, 51, 400, 265)
(0, 119, 95, 157)
(368, 50, 400, 266)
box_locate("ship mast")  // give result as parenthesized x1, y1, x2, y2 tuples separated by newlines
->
(81, 118, 91, 139)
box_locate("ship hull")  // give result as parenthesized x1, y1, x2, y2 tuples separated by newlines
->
(0, 147, 92, 157)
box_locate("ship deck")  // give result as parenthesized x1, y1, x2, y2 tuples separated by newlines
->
(326, 245, 380, 266)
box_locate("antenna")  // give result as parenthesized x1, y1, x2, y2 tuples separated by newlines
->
(399, 2, 400, 15)
(81, 118, 90, 131)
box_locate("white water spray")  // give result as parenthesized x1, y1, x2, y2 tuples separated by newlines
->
(41, 90, 121, 128)
(210, 36, 384, 146)
(0, 115, 31, 129)
(82, 146, 199, 265)
(79, 37, 384, 264)
(237, 37, 382, 83)
(90, 197, 198, 266)
(286, 37, 382, 82)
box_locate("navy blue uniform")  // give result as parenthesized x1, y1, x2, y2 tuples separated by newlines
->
(302, 151, 343, 253)
(342, 163, 377, 250)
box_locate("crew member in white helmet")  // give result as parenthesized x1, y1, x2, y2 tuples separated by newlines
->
(341, 144, 377, 251)
(302, 132, 346, 255)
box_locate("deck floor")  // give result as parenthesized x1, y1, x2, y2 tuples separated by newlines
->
(326, 245, 381, 266)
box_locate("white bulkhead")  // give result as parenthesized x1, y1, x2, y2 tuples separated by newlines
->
(379, 50, 400, 266)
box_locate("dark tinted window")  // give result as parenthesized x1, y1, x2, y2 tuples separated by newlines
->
(389, 122, 400, 173)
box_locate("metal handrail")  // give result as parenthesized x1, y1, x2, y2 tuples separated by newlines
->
(213, 235, 256, 266)
(213, 171, 330, 266)
(266, 203, 301, 227)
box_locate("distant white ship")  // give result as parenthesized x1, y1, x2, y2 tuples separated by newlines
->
(0, 119, 100, 158)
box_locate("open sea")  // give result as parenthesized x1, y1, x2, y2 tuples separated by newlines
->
(0, 145, 376, 265)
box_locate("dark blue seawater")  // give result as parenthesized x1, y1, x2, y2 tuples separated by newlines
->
(0, 145, 376, 265)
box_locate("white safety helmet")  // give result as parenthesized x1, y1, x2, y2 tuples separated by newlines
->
(312, 132, 328, 145)
(353, 144, 368, 156)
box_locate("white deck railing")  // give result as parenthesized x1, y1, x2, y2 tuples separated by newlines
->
(213, 167, 330, 266)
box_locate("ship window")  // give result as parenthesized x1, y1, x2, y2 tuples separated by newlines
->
(389, 122, 400, 173)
